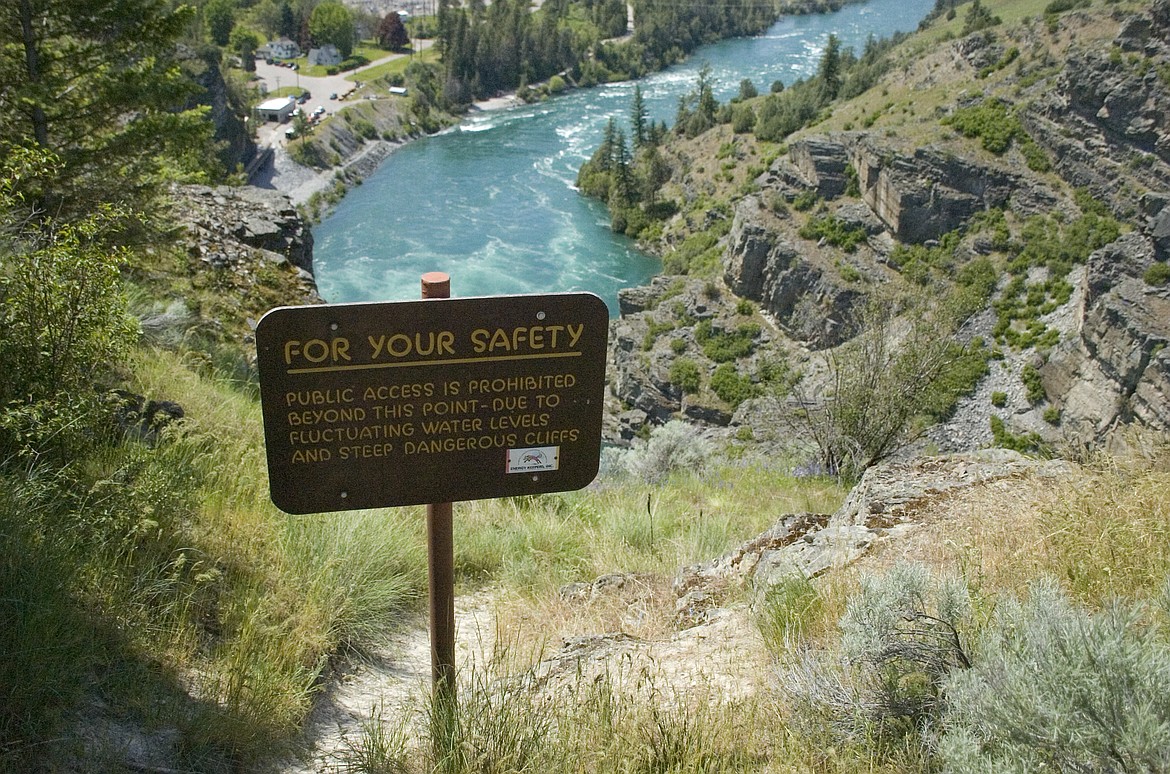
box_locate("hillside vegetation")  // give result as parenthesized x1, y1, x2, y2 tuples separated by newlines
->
(587, 0, 1167, 474)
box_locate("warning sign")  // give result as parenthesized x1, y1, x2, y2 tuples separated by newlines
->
(255, 293, 609, 514)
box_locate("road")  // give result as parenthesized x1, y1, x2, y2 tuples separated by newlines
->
(252, 41, 434, 147)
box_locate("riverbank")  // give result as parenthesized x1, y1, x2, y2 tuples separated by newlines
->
(259, 92, 526, 212)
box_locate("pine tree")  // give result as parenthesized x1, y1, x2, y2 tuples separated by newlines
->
(2, 0, 212, 220)
(818, 33, 842, 101)
(631, 83, 648, 148)
(611, 128, 633, 205)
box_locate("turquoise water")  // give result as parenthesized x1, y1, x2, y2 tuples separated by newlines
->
(312, 0, 935, 314)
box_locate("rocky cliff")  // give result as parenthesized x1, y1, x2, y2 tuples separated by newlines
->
(179, 45, 257, 175)
(149, 184, 319, 349)
(609, 0, 1170, 453)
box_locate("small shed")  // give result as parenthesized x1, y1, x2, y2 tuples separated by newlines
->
(257, 96, 296, 123)
(308, 44, 342, 67)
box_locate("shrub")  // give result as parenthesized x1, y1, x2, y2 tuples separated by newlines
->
(710, 363, 757, 407)
(668, 358, 702, 394)
(989, 415, 1048, 455)
(624, 421, 714, 483)
(731, 104, 756, 134)
(942, 98, 1019, 154)
(794, 289, 983, 480)
(695, 320, 759, 363)
(1021, 364, 1045, 403)
(1145, 262, 1170, 286)
(778, 563, 971, 746)
(990, 391, 1007, 407)
(799, 215, 868, 252)
(792, 190, 819, 211)
(938, 580, 1170, 772)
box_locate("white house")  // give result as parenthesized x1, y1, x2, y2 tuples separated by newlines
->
(308, 44, 342, 67)
(257, 96, 296, 123)
(266, 38, 301, 60)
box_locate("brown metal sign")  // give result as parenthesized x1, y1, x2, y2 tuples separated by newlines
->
(255, 293, 609, 514)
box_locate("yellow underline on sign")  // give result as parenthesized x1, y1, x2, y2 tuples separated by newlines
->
(287, 350, 583, 375)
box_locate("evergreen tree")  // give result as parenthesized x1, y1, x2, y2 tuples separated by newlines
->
(278, 0, 297, 38)
(597, 117, 618, 173)
(611, 127, 633, 205)
(631, 83, 648, 148)
(2, 0, 211, 220)
(697, 63, 718, 121)
(818, 33, 842, 101)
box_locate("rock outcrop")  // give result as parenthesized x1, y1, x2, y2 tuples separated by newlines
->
(723, 195, 866, 349)
(672, 451, 1073, 616)
(165, 184, 320, 345)
(173, 184, 315, 276)
(179, 45, 256, 174)
(1024, 3, 1170, 220)
(1042, 233, 1170, 436)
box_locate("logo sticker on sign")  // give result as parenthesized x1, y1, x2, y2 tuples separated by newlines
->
(506, 446, 559, 474)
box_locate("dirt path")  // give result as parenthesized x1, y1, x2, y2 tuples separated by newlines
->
(286, 590, 500, 773)
(284, 582, 770, 772)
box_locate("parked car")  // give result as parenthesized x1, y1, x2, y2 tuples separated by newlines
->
(297, 92, 310, 104)
(329, 92, 338, 100)
(312, 106, 326, 117)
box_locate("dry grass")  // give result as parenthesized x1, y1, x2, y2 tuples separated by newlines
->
(858, 442, 1170, 614)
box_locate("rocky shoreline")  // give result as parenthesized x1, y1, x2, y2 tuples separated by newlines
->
(257, 94, 525, 210)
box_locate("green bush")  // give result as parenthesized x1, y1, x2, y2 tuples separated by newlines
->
(792, 190, 819, 212)
(939, 580, 1170, 772)
(709, 363, 757, 407)
(799, 215, 868, 252)
(669, 358, 702, 394)
(990, 415, 1049, 455)
(942, 98, 1019, 154)
(1145, 262, 1170, 286)
(990, 391, 1007, 407)
(1021, 364, 1045, 403)
(731, 104, 756, 134)
(695, 320, 759, 363)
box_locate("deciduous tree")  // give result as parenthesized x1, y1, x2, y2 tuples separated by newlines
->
(377, 11, 409, 50)
(309, 1, 355, 58)
(205, 0, 237, 46)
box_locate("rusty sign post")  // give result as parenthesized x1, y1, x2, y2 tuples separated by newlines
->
(420, 272, 456, 700)
(254, 281, 609, 708)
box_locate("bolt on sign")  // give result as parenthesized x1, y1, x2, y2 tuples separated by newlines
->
(255, 293, 609, 514)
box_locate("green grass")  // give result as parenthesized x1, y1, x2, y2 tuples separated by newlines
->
(349, 46, 440, 84)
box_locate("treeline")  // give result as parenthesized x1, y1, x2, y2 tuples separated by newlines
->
(436, 0, 595, 104)
(436, 0, 783, 106)
(578, 29, 908, 239)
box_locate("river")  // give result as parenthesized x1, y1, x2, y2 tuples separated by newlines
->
(312, 0, 935, 314)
